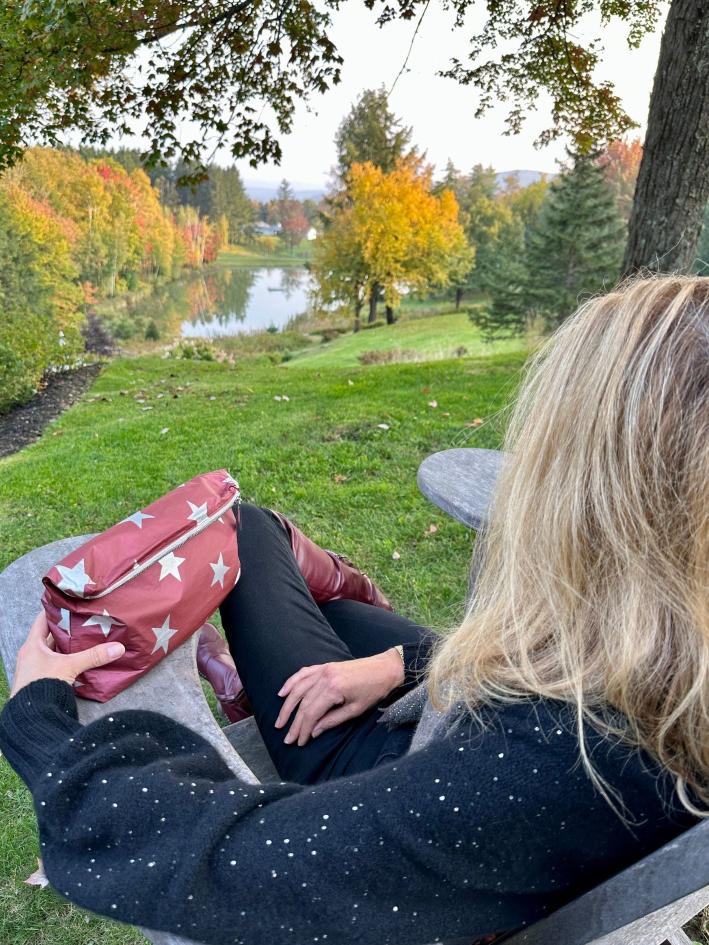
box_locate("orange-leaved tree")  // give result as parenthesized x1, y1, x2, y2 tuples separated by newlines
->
(313, 159, 471, 328)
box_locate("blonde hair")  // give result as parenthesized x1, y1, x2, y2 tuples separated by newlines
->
(428, 275, 709, 816)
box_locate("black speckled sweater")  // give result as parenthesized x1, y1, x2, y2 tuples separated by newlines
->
(0, 677, 697, 945)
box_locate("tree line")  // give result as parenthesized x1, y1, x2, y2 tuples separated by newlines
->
(311, 89, 682, 335)
(1, 1, 705, 277)
(0, 148, 225, 412)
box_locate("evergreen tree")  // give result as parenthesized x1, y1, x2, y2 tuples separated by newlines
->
(209, 165, 254, 244)
(461, 164, 506, 294)
(334, 87, 416, 181)
(526, 152, 626, 327)
(469, 216, 529, 339)
(434, 160, 475, 308)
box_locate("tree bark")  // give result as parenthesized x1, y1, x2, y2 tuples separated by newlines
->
(353, 299, 362, 333)
(455, 287, 463, 310)
(368, 282, 380, 323)
(623, 0, 709, 275)
(385, 304, 396, 324)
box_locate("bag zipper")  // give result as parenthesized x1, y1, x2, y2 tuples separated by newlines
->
(82, 490, 241, 600)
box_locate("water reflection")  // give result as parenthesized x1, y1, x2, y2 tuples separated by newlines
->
(108, 266, 313, 341)
(180, 266, 312, 338)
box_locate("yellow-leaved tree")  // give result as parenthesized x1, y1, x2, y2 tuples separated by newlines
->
(313, 159, 472, 329)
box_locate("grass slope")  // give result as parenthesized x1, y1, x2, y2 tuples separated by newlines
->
(286, 312, 525, 369)
(216, 247, 310, 268)
(0, 348, 525, 945)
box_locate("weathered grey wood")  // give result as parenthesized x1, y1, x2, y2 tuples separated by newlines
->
(0, 535, 261, 945)
(665, 929, 695, 945)
(223, 717, 279, 783)
(417, 447, 508, 530)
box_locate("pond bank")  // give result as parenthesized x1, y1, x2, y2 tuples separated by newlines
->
(0, 363, 102, 459)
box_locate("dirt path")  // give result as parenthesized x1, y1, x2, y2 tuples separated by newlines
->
(0, 363, 103, 459)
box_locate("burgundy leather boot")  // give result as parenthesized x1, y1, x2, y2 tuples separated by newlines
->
(196, 622, 252, 724)
(267, 508, 394, 611)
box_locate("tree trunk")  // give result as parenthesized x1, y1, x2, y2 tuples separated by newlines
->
(368, 282, 380, 323)
(623, 0, 709, 275)
(353, 299, 362, 333)
(455, 287, 463, 310)
(385, 304, 396, 324)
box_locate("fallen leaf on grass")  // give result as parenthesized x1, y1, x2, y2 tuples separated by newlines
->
(392, 550, 401, 560)
(428, 400, 438, 409)
(25, 858, 49, 888)
(376, 423, 390, 430)
(52, 430, 64, 437)
(160, 428, 169, 435)
(347, 379, 354, 386)
(442, 412, 450, 417)
(465, 418, 484, 427)
(333, 474, 348, 484)
(426, 523, 439, 535)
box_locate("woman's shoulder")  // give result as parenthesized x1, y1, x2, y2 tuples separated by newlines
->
(433, 696, 699, 832)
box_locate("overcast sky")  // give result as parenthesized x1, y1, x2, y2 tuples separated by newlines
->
(224, 2, 667, 187)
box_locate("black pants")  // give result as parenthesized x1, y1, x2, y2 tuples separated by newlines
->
(219, 502, 434, 785)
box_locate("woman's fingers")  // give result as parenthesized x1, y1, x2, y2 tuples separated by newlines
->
(285, 683, 345, 747)
(277, 664, 318, 699)
(68, 641, 125, 676)
(28, 611, 49, 642)
(312, 704, 360, 738)
(275, 675, 319, 729)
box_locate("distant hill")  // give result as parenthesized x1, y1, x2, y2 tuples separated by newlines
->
(495, 169, 554, 190)
(243, 181, 326, 203)
(243, 169, 554, 203)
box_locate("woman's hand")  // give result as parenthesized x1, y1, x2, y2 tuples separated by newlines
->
(275, 648, 405, 746)
(10, 611, 125, 698)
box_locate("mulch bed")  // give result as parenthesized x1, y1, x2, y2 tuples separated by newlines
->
(0, 363, 103, 459)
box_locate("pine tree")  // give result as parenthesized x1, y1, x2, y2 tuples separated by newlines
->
(526, 152, 626, 327)
(469, 216, 529, 339)
(334, 87, 416, 181)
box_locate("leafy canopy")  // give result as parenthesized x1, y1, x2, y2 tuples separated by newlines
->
(0, 1, 662, 180)
(0, 0, 343, 183)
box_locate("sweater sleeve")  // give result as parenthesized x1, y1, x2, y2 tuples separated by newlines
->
(0, 679, 563, 945)
(400, 632, 439, 688)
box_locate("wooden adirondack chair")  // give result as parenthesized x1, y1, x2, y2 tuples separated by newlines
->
(1, 447, 706, 945)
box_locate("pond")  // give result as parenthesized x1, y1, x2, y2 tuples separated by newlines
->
(180, 266, 314, 338)
(106, 265, 314, 341)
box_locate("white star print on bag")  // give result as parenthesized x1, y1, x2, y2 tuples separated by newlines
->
(41, 469, 242, 702)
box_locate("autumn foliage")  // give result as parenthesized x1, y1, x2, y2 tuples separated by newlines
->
(313, 160, 470, 324)
(0, 147, 223, 411)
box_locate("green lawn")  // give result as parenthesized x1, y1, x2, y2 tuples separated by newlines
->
(216, 246, 311, 268)
(286, 311, 526, 369)
(0, 345, 525, 945)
